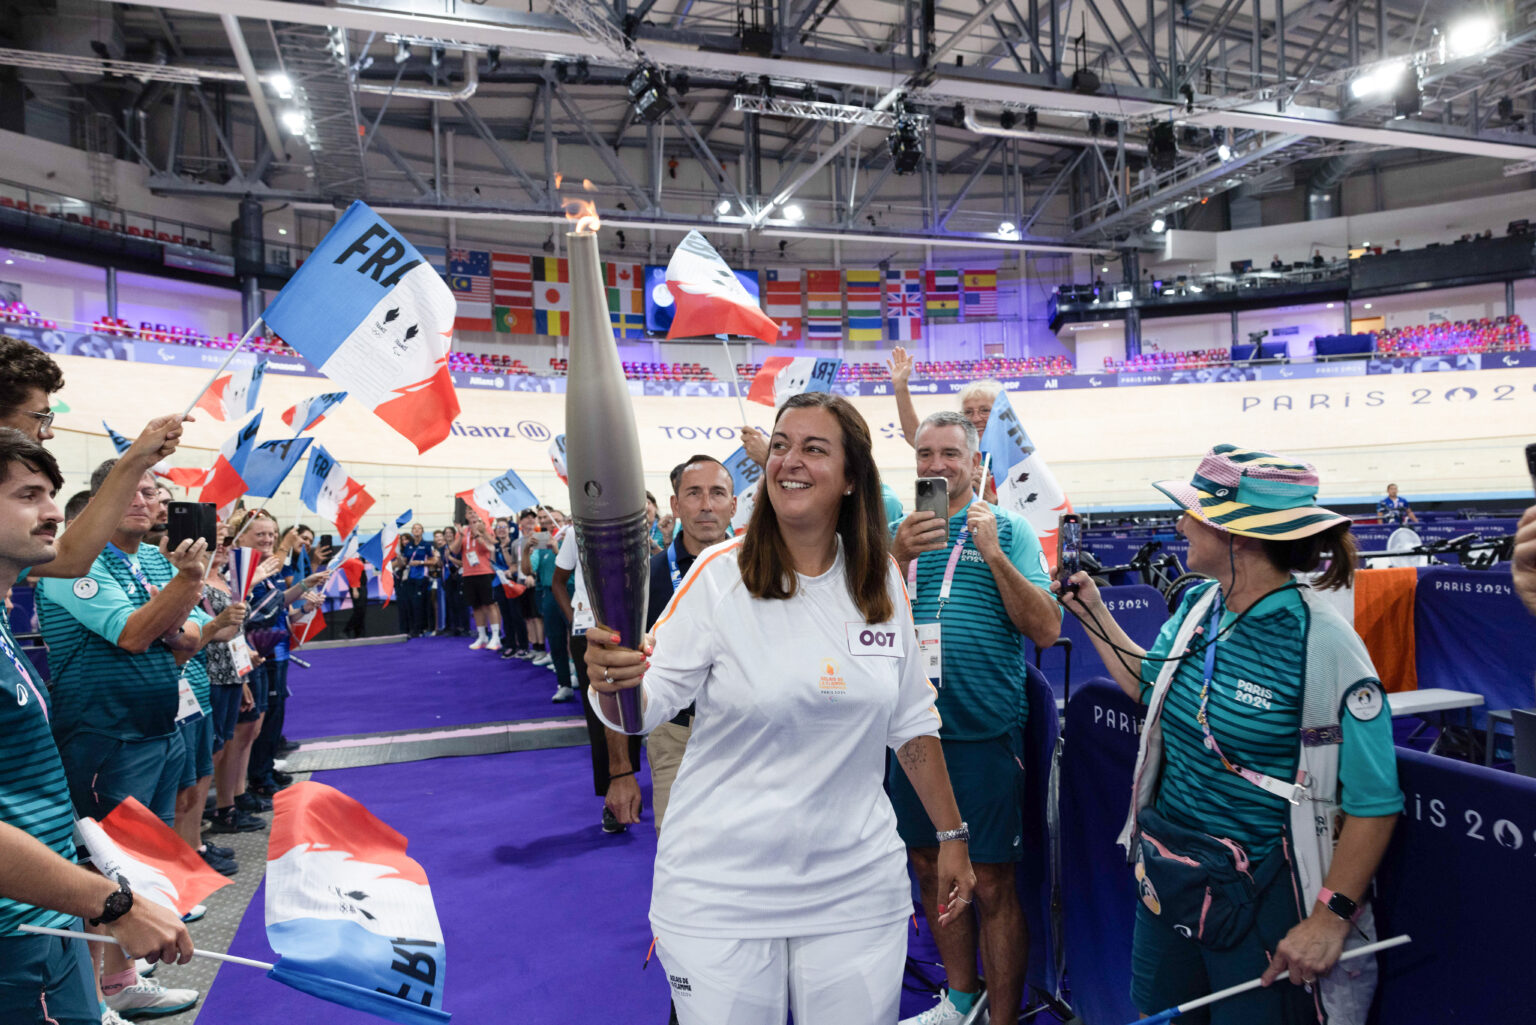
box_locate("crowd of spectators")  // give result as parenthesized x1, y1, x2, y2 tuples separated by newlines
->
(1372, 314, 1528, 357)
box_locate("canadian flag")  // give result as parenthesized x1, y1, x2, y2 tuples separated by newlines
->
(194, 359, 267, 422)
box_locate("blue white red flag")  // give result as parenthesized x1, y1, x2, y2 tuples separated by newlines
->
(265, 782, 450, 1024)
(281, 392, 348, 432)
(300, 444, 375, 538)
(199, 411, 263, 516)
(548, 435, 567, 486)
(226, 548, 261, 601)
(103, 421, 171, 476)
(458, 468, 539, 521)
(262, 202, 460, 454)
(721, 444, 763, 534)
(979, 391, 1073, 569)
(664, 231, 780, 345)
(78, 798, 233, 919)
(195, 358, 267, 422)
(359, 510, 412, 606)
(745, 356, 841, 407)
(242, 437, 314, 501)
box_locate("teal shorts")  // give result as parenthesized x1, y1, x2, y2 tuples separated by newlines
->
(1130, 870, 1314, 1025)
(0, 925, 98, 1025)
(889, 731, 1025, 863)
(177, 715, 214, 790)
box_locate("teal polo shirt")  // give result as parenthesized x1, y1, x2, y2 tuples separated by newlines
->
(0, 616, 77, 936)
(902, 500, 1054, 742)
(1140, 581, 1401, 854)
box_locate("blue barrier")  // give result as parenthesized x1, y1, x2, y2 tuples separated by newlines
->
(1019, 663, 1062, 997)
(1413, 566, 1535, 722)
(1374, 748, 1536, 1024)
(1035, 586, 1167, 702)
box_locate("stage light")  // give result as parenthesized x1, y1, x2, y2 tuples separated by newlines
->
(430, 45, 445, 68)
(1350, 61, 1405, 100)
(486, 47, 501, 72)
(671, 72, 690, 96)
(1116, 288, 1133, 301)
(783, 203, 804, 221)
(1214, 127, 1230, 161)
(998, 220, 1017, 235)
(1364, 303, 1373, 309)
(1088, 114, 1102, 137)
(280, 109, 307, 135)
(1188, 283, 1203, 293)
(715, 199, 732, 215)
(999, 110, 1016, 130)
(1393, 73, 1422, 119)
(625, 63, 670, 123)
(1148, 122, 1178, 172)
(393, 40, 411, 64)
(269, 73, 293, 100)
(1446, 16, 1498, 58)
(1150, 217, 1166, 232)
(1071, 68, 1100, 95)
(1102, 118, 1118, 138)
(1023, 108, 1038, 131)
(887, 98, 923, 175)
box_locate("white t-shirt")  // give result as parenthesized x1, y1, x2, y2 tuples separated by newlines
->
(554, 528, 593, 632)
(593, 536, 941, 939)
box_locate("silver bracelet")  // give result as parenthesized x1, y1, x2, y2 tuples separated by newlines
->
(935, 822, 970, 844)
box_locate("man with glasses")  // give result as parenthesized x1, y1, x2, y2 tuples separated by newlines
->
(0, 336, 186, 583)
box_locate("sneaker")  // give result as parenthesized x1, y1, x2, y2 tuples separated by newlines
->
(531, 652, 553, 666)
(514, 649, 536, 660)
(200, 846, 239, 877)
(900, 991, 987, 1025)
(103, 975, 199, 1019)
(101, 1005, 132, 1025)
(468, 638, 487, 650)
(552, 685, 575, 703)
(202, 840, 234, 859)
(499, 647, 518, 660)
(133, 959, 156, 978)
(207, 806, 264, 833)
(602, 807, 626, 834)
(182, 903, 209, 922)
(236, 791, 273, 813)
(272, 758, 291, 772)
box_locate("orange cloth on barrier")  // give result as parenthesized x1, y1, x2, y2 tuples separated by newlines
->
(1352, 567, 1418, 692)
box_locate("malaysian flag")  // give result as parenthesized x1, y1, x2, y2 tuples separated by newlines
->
(764, 268, 802, 342)
(963, 268, 998, 319)
(885, 268, 923, 342)
(492, 251, 533, 335)
(448, 249, 493, 333)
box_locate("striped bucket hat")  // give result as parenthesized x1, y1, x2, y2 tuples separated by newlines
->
(1152, 444, 1350, 541)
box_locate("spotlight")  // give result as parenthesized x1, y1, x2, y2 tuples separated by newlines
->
(1446, 16, 1498, 58)
(714, 198, 732, 215)
(486, 47, 501, 73)
(887, 98, 923, 175)
(1102, 118, 1118, 139)
(269, 73, 293, 100)
(1148, 122, 1178, 172)
(1024, 107, 1038, 131)
(393, 40, 411, 64)
(625, 63, 670, 123)
(430, 45, 444, 68)
(1188, 283, 1203, 293)
(1350, 61, 1405, 99)
(1393, 69, 1422, 119)
(1213, 127, 1230, 161)
(1116, 288, 1133, 301)
(1179, 82, 1195, 112)
(279, 109, 307, 135)
(783, 203, 804, 222)
(999, 110, 1016, 130)
(671, 71, 690, 97)
(998, 220, 1017, 235)
(543, 235, 555, 253)
(1088, 114, 1102, 137)
(1150, 217, 1166, 233)
(1071, 68, 1101, 95)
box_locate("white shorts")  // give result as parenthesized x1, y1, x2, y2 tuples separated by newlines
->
(656, 917, 908, 1025)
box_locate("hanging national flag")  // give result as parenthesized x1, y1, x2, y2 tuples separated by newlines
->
(281, 392, 348, 432)
(194, 358, 267, 422)
(549, 435, 567, 486)
(664, 231, 780, 345)
(532, 257, 570, 335)
(103, 421, 172, 475)
(721, 445, 763, 534)
(763, 268, 802, 343)
(606, 261, 645, 340)
(226, 547, 260, 601)
(447, 249, 493, 333)
(805, 269, 844, 343)
(884, 268, 924, 342)
(414, 245, 448, 274)
(963, 268, 998, 318)
(925, 268, 961, 320)
(300, 444, 375, 538)
(844, 269, 884, 343)
(265, 783, 450, 1024)
(200, 411, 263, 515)
(746, 356, 843, 407)
(261, 201, 460, 455)
(78, 798, 233, 919)
(979, 391, 1074, 570)
(242, 436, 314, 501)
(491, 251, 534, 335)
(456, 467, 540, 522)
(359, 510, 412, 606)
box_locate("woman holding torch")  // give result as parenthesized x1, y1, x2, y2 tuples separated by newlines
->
(587, 391, 974, 1025)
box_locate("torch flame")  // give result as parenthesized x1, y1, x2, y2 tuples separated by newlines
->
(562, 195, 601, 234)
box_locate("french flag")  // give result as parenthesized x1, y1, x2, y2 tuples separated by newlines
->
(548, 435, 567, 486)
(291, 605, 327, 647)
(195, 358, 268, 422)
(282, 392, 348, 432)
(242, 437, 314, 501)
(262, 202, 460, 454)
(200, 412, 263, 516)
(300, 444, 376, 539)
(77, 797, 233, 918)
(456, 467, 539, 522)
(746, 356, 843, 407)
(265, 783, 450, 1024)
(227, 547, 261, 601)
(359, 510, 412, 606)
(664, 230, 782, 345)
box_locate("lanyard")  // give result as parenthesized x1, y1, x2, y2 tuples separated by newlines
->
(1193, 595, 1307, 805)
(666, 542, 683, 589)
(906, 509, 972, 617)
(104, 543, 154, 598)
(0, 623, 47, 723)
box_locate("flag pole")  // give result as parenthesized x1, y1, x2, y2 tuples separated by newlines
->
(717, 334, 749, 423)
(20, 925, 276, 971)
(182, 318, 264, 420)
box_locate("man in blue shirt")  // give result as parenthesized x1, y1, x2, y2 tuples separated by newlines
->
(1376, 483, 1417, 525)
(397, 523, 437, 637)
(0, 429, 194, 1024)
(889, 411, 1061, 1025)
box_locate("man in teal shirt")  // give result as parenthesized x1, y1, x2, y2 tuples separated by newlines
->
(888, 410, 1061, 1025)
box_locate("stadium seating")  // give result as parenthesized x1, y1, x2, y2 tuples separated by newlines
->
(1372, 315, 1528, 358)
(1102, 348, 1229, 373)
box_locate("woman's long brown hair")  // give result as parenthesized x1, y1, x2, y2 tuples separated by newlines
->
(738, 392, 893, 624)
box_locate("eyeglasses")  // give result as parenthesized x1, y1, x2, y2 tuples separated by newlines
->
(11, 409, 54, 431)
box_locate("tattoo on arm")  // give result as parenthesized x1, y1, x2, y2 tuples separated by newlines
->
(897, 737, 929, 773)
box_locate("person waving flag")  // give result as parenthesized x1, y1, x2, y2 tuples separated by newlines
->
(281, 392, 348, 432)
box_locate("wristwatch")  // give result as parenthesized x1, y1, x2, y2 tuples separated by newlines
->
(935, 822, 970, 844)
(90, 875, 133, 926)
(1318, 886, 1360, 923)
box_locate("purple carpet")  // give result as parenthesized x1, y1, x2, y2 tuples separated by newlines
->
(199, 747, 670, 1025)
(285, 636, 575, 739)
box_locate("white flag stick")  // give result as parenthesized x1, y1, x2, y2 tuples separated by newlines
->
(20, 924, 276, 971)
(181, 318, 264, 420)
(717, 334, 749, 423)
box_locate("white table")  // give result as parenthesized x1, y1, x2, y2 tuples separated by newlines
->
(1388, 688, 1485, 717)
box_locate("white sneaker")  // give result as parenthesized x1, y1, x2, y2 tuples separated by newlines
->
(104, 975, 199, 1018)
(552, 685, 575, 703)
(273, 758, 290, 772)
(900, 991, 987, 1025)
(468, 638, 487, 650)
(531, 652, 553, 666)
(181, 903, 206, 923)
(133, 958, 156, 977)
(100, 1006, 132, 1025)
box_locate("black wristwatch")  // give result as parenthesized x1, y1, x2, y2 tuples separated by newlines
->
(90, 875, 133, 926)
(1318, 886, 1358, 923)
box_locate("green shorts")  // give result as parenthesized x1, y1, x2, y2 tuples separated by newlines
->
(0, 925, 98, 1024)
(177, 715, 214, 790)
(889, 731, 1025, 863)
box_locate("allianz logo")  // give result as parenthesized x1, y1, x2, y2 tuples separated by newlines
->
(907, 383, 939, 393)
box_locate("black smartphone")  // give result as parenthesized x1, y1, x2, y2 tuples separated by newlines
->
(1525, 442, 1536, 495)
(167, 501, 218, 550)
(319, 533, 333, 550)
(453, 496, 469, 526)
(915, 477, 949, 519)
(1057, 513, 1083, 593)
